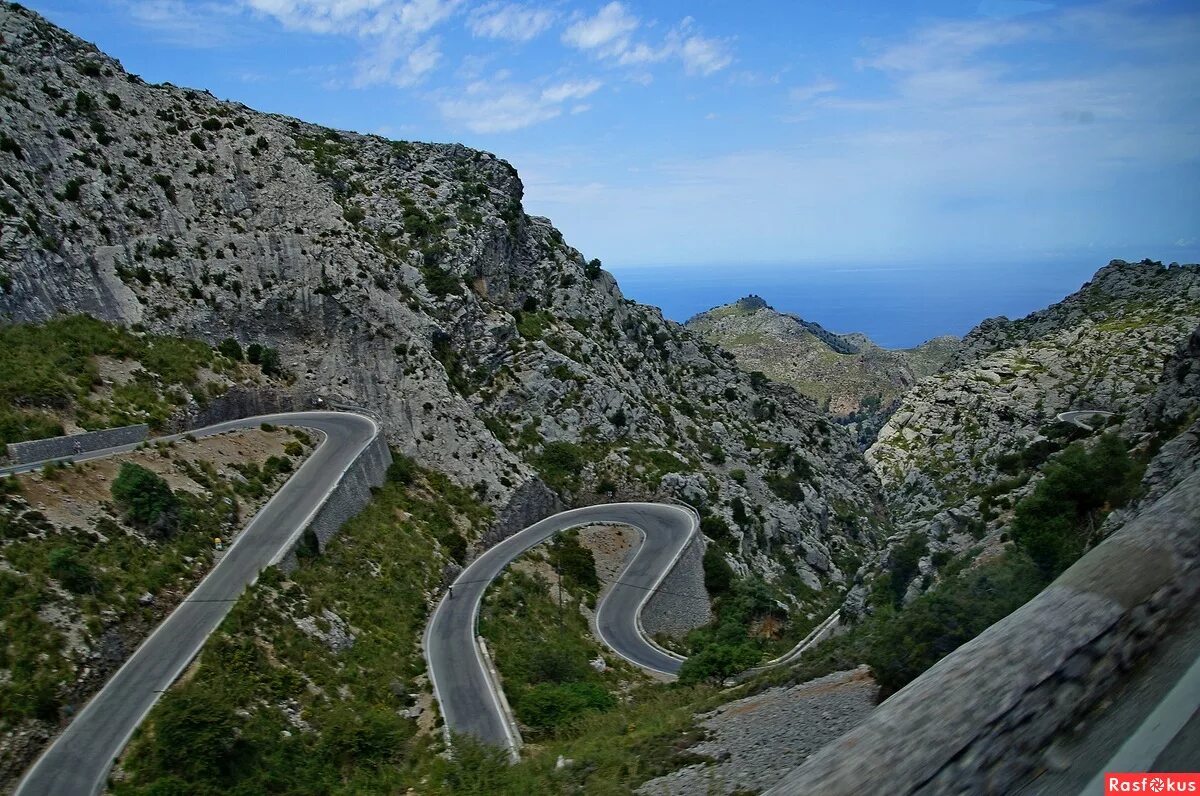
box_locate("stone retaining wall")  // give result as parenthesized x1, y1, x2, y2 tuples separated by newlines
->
(5, 423, 148, 464)
(276, 424, 391, 572)
(642, 533, 712, 639)
(764, 468, 1200, 795)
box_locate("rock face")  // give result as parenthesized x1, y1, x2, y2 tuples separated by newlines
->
(0, 5, 886, 589)
(686, 296, 958, 445)
(866, 260, 1200, 543)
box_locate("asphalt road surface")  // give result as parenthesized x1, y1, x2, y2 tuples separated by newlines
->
(424, 502, 697, 754)
(13, 411, 379, 796)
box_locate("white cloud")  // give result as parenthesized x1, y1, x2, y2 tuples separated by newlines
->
(240, 0, 461, 86)
(562, 2, 639, 54)
(467, 2, 554, 42)
(440, 77, 602, 133)
(241, 0, 460, 36)
(789, 78, 838, 103)
(540, 79, 602, 103)
(518, 4, 1200, 266)
(563, 3, 732, 77)
(122, 0, 244, 47)
(678, 31, 731, 75)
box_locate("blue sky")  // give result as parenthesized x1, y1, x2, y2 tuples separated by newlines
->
(24, 0, 1200, 271)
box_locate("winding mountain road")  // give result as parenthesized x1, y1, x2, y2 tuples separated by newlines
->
(12, 419, 705, 787)
(424, 503, 698, 756)
(14, 411, 379, 796)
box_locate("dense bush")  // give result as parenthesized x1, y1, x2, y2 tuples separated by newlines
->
(701, 545, 734, 597)
(48, 546, 96, 593)
(217, 338, 243, 361)
(865, 552, 1044, 694)
(1010, 434, 1139, 577)
(246, 342, 283, 377)
(111, 462, 180, 537)
(386, 453, 417, 485)
(679, 578, 782, 684)
(549, 531, 600, 595)
(532, 441, 586, 492)
(584, 258, 602, 279)
(518, 681, 616, 732)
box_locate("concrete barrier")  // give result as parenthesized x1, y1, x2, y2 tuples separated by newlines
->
(5, 423, 149, 464)
(641, 532, 712, 639)
(275, 421, 392, 572)
(763, 469, 1200, 795)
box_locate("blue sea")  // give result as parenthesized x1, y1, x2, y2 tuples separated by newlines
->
(608, 260, 1117, 349)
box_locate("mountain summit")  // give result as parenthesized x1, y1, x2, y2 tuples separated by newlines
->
(685, 298, 959, 441)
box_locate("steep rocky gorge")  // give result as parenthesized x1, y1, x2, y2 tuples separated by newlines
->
(865, 260, 1200, 569)
(0, 4, 885, 595)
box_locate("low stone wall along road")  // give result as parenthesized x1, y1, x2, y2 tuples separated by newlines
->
(13, 411, 385, 796)
(424, 503, 699, 758)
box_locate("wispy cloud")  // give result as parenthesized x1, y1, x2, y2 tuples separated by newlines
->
(439, 76, 602, 133)
(467, 1, 554, 42)
(789, 77, 838, 103)
(562, 3, 732, 76)
(120, 0, 244, 47)
(240, 0, 462, 86)
(521, 2, 1200, 264)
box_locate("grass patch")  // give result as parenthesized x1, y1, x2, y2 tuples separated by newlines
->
(0, 315, 275, 445)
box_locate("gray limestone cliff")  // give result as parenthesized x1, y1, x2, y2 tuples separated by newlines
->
(0, 4, 886, 597)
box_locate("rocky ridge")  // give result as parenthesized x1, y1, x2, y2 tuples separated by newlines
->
(0, 4, 885, 594)
(866, 260, 1200, 558)
(685, 295, 958, 443)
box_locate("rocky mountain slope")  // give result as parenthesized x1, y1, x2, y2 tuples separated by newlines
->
(0, 4, 885, 592)
(867, 259, 1200, 550)
(685, 296, 958, 442)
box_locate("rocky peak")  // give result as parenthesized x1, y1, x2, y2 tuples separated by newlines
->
(736, 294, 770, 312)
(686, 299, 959, 444)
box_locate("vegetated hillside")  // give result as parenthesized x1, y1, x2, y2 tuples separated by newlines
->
(0, 314, 286, 447)
(0, 425, 315, 787)
(866, 259, 1200, 566)
(685, 295, 959, 443)
(0, 4, 886, 592)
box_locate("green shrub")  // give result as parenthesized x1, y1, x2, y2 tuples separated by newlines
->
(48, 546, 96, 593)
(111, 462, 180, 537)
(1010, 434, 1139, 577)
(584, 258, 602, 279)
(549, 532, 599, 595)
(142, 689, 239, 783)
(533, 441, 586, 492)
(865, 552, 1044, 694)
(700, 515, 731, 541)
(386, 453, 417, 485)
(702, 545, 733, 596)
(421, 264, 462, 298)
(517, 681, 616, 732)
(217, 338, 243, 361)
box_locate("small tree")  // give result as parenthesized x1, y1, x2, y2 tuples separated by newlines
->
(49, 546, 96, 594)
(217, 338, 243, 361)
(111, 462, 180, 537)
(584, 258, 602, 279)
